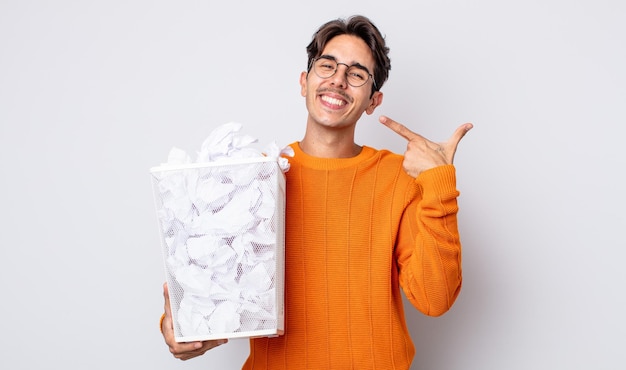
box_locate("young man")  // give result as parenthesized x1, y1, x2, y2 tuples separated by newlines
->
(160, 15, 472, 369)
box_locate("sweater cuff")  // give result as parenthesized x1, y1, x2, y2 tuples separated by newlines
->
(415, 164, 458, 195)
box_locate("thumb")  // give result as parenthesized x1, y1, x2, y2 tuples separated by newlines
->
(163, 282, 173, 319)
(445, 123, 473, 163)
(448, 123, 473, 149)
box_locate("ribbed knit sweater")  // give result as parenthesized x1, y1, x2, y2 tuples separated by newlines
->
(242, 143, 463, 369)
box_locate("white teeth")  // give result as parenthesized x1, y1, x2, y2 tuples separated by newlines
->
(321, 95, 345, 106)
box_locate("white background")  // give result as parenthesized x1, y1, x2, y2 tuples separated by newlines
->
(1, 1, 624, 369)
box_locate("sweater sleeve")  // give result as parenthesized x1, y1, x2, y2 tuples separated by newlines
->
(395, 164, 463, 317)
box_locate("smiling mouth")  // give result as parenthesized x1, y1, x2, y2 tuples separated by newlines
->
(320, 94, 346, 107)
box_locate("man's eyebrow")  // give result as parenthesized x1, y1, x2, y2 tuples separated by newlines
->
(350, 62, 370, 72)
(319, 54, 371, 72)
(318, 54, 336, 60)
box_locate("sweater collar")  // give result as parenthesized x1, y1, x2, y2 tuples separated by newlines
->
(289, 142, 377, 170)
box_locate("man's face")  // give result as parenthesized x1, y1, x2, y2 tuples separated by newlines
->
(300, 34, 382, 131)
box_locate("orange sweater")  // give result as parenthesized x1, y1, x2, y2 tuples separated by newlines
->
(242, 143, 462, 369)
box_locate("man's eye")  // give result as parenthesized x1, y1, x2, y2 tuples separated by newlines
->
(349, 70, 366, 81)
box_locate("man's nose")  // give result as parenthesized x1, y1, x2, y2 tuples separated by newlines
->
(329, 63, 349, 88)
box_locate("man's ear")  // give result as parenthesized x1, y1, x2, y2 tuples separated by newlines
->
(299, 72, 308, 97)
(365, 91, 383, 115)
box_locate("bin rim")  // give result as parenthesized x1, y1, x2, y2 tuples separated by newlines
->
(150, 156, 280, 173)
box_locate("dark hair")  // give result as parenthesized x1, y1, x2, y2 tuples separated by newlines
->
(306, 15, 391, 94)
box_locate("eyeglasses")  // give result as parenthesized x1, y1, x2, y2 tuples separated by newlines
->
(309, 56, 377, 89)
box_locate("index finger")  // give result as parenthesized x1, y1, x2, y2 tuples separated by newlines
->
(379, 115, 422, 141)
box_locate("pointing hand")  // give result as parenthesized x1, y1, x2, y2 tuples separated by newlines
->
(380, 116, 473, 178)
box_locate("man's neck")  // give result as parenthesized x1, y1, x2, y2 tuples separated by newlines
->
(299, 135, 362, 158)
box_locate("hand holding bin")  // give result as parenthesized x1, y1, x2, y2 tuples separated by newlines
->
(150, 123, 291, 342)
